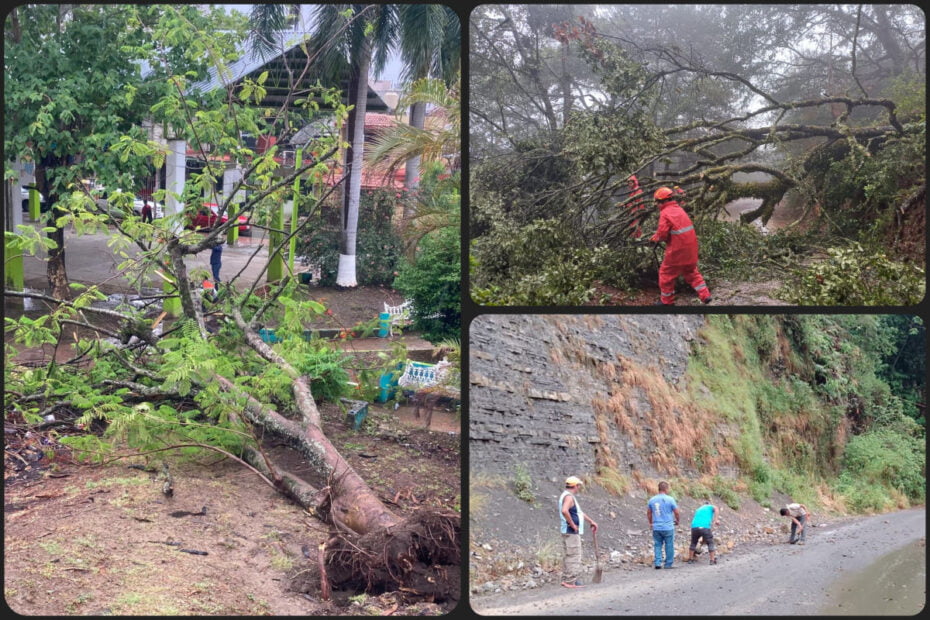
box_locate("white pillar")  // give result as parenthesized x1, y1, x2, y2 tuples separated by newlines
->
(222, 167, 245, 205)
(10, 160, 25, 230)
(165, 139, 186, 234)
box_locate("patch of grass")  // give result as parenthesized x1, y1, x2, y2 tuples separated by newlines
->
(74, 535, 100, 550)
(470, 471, 507, 489)
(66, 592, 94, 614)
(596, 468, 630, 496)
(470, 490, 489, 517)
(38, 541, 64, 556)
(270, 552, 293, 572)
(513, 464, 535, 504)
(535, 538, 562, 572)
(710, 476, 741, 510)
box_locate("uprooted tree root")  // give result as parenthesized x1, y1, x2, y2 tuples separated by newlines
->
(292, 509, 460, 604)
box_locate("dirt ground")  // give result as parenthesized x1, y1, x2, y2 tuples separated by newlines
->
(4, 399, 460, 616)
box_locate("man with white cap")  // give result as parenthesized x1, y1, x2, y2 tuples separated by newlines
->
(559, 475, 599, 588)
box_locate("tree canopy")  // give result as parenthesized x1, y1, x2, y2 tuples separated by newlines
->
(469, 4, 925, 306)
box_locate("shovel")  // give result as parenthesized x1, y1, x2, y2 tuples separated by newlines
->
(592, 528, 603, 583)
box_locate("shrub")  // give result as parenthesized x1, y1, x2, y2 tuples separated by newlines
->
(841, 428, 925, 503)
(513, 464, 535, 504)
(781, 243, 925, 306)
(834, 474, 895, 513)
(298, 190, 403, 287)
(294, 347, 351, 403)
(393, 226, 460, 343)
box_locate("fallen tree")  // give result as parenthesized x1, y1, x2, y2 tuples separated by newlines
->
(4, 281, 461, 602)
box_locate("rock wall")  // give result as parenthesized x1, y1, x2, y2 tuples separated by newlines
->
(469, 314, 706, 483)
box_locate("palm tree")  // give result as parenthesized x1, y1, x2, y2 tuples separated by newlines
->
(367, 78, 460, 260)
(366, 77, 459, 181)
(312, 4, 399, 287)
(396, 5, 460, 200)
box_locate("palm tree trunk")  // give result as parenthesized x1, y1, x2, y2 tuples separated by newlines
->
(403, 100, 426, 218)
(336, 38, 371, 288)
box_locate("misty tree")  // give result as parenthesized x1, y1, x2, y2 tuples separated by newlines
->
(469, 4, 924, 305)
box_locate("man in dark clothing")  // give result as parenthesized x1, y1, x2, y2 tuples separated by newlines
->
(210, 241, 223, 285)
(650, 186, 712, 305)
(141, 200, 153, 223)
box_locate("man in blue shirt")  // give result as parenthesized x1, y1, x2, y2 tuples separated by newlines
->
(686, 500, 720, 565)
(647, 481, 680, 569)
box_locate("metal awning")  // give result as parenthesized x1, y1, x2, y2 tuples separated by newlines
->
(188, 31, 387, 112)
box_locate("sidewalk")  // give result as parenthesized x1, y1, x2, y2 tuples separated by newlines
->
(16, 220, 435, 353)
(21, 220, 272, 294)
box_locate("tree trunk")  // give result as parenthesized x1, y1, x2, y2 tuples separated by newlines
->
(223, 307, 400, 534)
(336, 38, 372, 288)
(35, 162, 70, 301)
(403, 100, 426, 218)
(214, 373, 399, 533)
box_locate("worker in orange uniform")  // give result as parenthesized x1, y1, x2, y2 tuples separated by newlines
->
(650, 187, 712, 305)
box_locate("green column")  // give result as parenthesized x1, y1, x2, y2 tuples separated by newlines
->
(161, 266, 181, 316)
(267, 200, 284, 283)
(4, 238, 24, 290)
(226, 203, 239, 246)
(28, 188, 40, 221)
(288, 148, 303, 274)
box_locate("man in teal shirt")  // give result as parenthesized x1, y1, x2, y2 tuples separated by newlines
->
(686, 500, 720, 565)
(647, 481, 680, 569)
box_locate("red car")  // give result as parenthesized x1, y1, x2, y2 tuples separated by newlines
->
(187, 203, 250, 233)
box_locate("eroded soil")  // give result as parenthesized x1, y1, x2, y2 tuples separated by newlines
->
(4, 401, 460, 616)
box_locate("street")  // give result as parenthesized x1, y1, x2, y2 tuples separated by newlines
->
(471, 508, 925, 616)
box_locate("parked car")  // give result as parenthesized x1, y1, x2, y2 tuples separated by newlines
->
(92, 187, 163, 220)
(133, 197, 164, 219)
(187, 203, 250, 233)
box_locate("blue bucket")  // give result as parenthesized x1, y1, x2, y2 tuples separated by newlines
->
(378, 311, 390, 338)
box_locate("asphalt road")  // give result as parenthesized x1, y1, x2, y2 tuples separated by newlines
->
(470, 508, 925, 616)
(20, 220, 270, 293)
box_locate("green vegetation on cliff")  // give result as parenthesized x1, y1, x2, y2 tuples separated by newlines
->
(685, 315, 925, 513)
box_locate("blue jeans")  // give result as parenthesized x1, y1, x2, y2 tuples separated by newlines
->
(653, 529, 675, 567)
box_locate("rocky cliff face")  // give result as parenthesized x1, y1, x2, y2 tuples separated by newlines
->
(469, 314, 706, 482)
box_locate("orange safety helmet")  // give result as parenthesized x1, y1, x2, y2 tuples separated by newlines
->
(654, 186, 674, 201)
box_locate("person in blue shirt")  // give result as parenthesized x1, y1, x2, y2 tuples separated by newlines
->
(647, 480, 680, 569)
(559, 476, 599, 588)
(686, 500, 720, 565)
